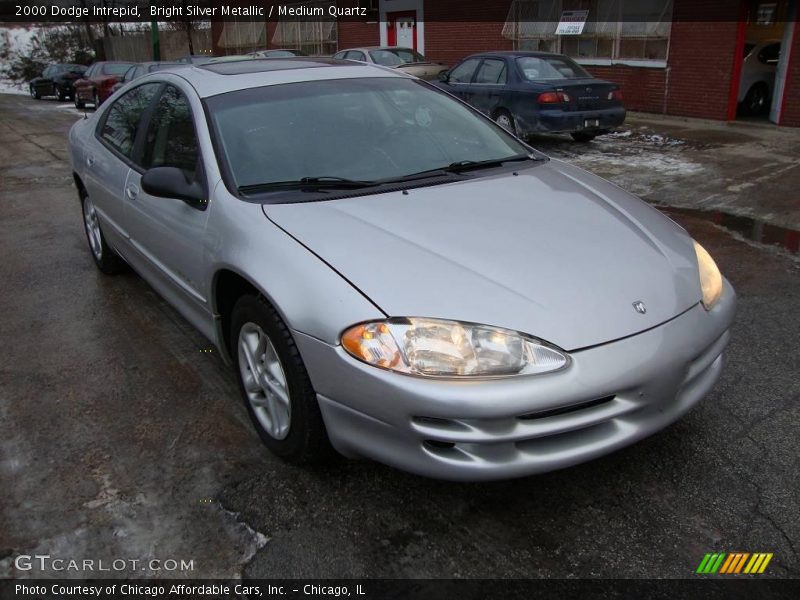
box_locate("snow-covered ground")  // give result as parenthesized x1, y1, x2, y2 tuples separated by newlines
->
(0, 80, 27, 95)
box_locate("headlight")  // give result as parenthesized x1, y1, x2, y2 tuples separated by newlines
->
(693, 241, 723, 310)
(341, 318, 568, 378)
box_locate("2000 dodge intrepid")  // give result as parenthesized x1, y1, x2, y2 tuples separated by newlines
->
(68, 58, 735, 480)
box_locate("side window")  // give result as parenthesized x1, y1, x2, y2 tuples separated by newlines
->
(99, 83, 160, 160)
(348, 51, 366, 61)
(333, 51, 347, 60)
(85, 65, 96, 78)
(43, 66, 53, 78)
(758, 43, 780, 65)
(474, 59, 507, 84)
(449, 58, 481, 83)
(142, 86, 199, 176)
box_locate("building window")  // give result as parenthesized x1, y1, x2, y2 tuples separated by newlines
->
(272, 1, 338, 55)
(503, 0, 672, 63)
(217, 21, 267, 54)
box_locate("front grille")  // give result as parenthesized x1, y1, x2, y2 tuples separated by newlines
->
(517, 395, 615, 421)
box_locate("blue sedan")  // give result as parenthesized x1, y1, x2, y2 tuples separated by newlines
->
(436, 51, 626, 142)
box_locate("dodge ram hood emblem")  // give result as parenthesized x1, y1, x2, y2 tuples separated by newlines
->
(633, 301, 647, 314)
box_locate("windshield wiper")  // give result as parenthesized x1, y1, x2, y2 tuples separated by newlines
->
(384, 154, 543, 183)
(238, 176, 379, 195)
(444, 154, 541, 173)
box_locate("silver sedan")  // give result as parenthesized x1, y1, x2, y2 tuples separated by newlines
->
(68, 57, 735, 481)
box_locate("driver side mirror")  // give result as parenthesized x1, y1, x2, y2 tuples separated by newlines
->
(438, 70, 450, 83)
(141, 167, 206, 207)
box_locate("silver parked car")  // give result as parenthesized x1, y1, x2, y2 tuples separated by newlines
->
(738, 40, 781, 115)
(69, 58, 735, 481)
(332, 46, 448, 80)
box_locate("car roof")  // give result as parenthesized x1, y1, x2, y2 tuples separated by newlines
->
(153, 57, 408, 98)
(340, 46, 415, 52)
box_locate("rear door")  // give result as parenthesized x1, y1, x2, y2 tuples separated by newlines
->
(123, 83, 214, 338)
(84, 82, 161, 250)
(469, 57, 509, 116)
(36, 66, 54, 95)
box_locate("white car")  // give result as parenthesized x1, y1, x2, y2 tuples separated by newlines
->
(738, 40, 781, 115)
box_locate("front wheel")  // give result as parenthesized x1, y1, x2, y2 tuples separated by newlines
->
(55, 84, 67, 101)
(742, 83, 769, 115)
(74, 93, 85, 109)
(571, 132, 596, 143)
(93, 90, 100, 107)
(30, 85, 41, 100)
(81, 192, 125, 274)
(231, 295, 331, 463)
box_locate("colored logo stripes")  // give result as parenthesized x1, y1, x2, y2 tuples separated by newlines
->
(696, 552, 773, 574)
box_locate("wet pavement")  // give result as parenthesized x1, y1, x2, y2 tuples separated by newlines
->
(1, 93, 798, 580)
(539, 112, 800, 234)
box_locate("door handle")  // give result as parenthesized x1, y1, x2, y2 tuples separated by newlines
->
(125, 184, 139, 200)
(85, 154, 95, 168)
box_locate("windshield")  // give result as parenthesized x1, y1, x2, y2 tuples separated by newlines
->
(369, 48, 426, 66)
(101, 63, 134, 76)
(207, 78, 531, 191)
(516, 56, 591, 80)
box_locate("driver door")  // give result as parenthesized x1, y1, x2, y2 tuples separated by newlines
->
(123, 83, 214, 339)
(439, 57, 480, 103)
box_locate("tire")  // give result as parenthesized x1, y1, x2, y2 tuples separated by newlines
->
(494, 110, 517, 137)
(81, 191, 125, 274)
(93, 90, 100, 107)
(231, 294, 332, 464)
(571, 132, 596, 143)
(74, 93, 85, 109)
(55, 84, 67, 102)
(742, 83, 769, 115)
(30, 85, 41, 100)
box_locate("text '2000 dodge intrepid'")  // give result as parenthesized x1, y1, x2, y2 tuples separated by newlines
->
(68, 58, 735, 481)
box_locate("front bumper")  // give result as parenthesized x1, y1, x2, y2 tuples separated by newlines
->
(520, 106, 626, 135)
(294, 279, 735, 481)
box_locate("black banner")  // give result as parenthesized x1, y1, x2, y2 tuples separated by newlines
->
(2, 579, 800, 600)
(0, 0, 796, 23)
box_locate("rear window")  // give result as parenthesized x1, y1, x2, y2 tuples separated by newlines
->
(369, 48, 426, 65)
(101, 63, 133, 76)
(515, 56, 590, 81)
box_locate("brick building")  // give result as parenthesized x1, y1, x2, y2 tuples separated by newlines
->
(211, 0, 800, 126)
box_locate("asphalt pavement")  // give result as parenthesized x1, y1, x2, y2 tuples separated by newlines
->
(1, 93, 798, 580)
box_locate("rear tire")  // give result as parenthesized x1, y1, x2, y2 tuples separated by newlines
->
(81, 191, 125, 275)
(571, 132, 596, 143)
(231, 295, 332, 464)
(494, 109, 518, 137)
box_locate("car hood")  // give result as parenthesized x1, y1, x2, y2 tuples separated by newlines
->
(262, 160, 702, 351)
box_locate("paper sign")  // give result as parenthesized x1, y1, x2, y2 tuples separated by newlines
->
(556, 10, 589, 35)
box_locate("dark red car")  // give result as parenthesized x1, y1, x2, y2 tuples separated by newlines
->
(73, 61, 135, 109)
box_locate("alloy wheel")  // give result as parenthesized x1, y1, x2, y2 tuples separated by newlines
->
(238, 322, 292, 440)
(496, 113, 516, 135)
(82, 196, 103, 260)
